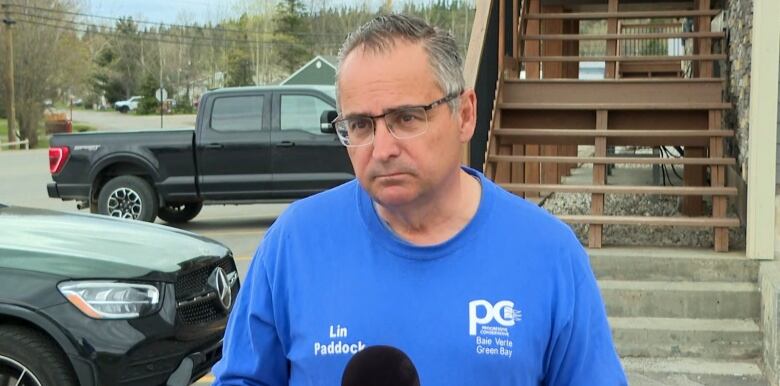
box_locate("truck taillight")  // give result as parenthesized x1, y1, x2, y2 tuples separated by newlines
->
(49, 146, 70, 174)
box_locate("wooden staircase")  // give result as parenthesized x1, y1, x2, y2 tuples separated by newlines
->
(483, 0, 739, 252)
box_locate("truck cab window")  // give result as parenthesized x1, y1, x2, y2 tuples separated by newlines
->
(281, 95, 333, 135)
(211, 96, 264, 132)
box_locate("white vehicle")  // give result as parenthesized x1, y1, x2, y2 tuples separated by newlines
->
(113, 96, 143, 113)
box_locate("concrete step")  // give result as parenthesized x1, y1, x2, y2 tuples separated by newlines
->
(600, 280, 760, 319)
(623, 357, 767, 386)
(588, 247, 758, 282)
(610, 317, 762, 360)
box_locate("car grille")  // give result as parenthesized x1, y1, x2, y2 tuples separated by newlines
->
(175, 258, 237, 325)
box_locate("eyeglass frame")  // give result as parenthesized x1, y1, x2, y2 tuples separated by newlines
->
(331, 92, 462, 147)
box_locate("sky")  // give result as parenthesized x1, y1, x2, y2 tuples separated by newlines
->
(85, 0, 396, 25)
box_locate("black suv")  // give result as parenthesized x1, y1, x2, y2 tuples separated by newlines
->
(0, 203, 239, 386)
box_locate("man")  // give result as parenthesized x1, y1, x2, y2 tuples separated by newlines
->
(213, 14, 626, 386)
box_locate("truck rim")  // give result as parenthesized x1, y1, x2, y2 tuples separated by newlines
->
(107, 187, 143, 219)
(0, 354, 43, 386)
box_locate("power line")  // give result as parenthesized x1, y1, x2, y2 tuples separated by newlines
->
(11, 16, 345, 50)
(6, 11, 335, 47)
(5, 3, 346, 38)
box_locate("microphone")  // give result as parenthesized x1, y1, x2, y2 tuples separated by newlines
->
(341, 345, 420, 386)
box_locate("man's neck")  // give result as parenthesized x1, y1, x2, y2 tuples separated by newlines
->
(375, 169, 481, 246)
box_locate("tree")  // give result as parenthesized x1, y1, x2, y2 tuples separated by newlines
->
(0, 0, 84, 147)
(111, 18, 142, 99)
(273, 0, 311, 74)
(226, 48, 253, 87)
(225, 14, 254, 87)
(137, 74, 161, 114)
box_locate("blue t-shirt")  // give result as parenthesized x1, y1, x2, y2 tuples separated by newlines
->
(213, 168, 626, 386)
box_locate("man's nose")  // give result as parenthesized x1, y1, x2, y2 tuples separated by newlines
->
(371, 118, 401, 160)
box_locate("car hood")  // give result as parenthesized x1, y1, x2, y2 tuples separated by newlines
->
(0, 206, 230, 281)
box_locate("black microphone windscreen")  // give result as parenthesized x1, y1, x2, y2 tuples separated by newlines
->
(341, 345, 420, 386)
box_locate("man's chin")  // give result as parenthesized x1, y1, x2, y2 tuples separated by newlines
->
(369, 186, 418, 208)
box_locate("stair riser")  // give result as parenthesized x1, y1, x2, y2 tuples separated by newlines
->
(591, 255, 759, 282)
(626, 371, 768, 386)
(602, 289, 760, 319)
(614, 329, 762, 359)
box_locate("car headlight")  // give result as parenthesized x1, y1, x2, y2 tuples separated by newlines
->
(57, 281, 160, 319)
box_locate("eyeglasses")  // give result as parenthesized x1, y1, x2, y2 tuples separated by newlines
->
(332, 93, 461, 147)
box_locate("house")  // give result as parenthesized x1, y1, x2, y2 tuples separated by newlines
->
(465, 0, 780, 384)
(280, 55, 338, 86)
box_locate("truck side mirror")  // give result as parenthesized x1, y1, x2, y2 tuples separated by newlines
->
(321, 110, 338, 134)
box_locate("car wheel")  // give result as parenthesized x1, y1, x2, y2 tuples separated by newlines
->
(119, 106, 129, 113)
(98, 175, 158, 222)
(158, 202, 203, 223)
(0, 325, 78, 386)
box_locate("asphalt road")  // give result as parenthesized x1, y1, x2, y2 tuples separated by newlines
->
(0, 148, 283, 386)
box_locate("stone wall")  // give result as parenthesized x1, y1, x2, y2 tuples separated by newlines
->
(760, 261, 780, 386)
(725, 0, 753, 179)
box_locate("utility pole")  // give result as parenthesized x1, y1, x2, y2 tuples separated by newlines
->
(2, 4, 17, 146)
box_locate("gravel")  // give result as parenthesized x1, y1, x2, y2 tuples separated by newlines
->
(540, 190, 746, 249)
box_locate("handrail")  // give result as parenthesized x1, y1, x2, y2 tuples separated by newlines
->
(516, 0, 528, 76)
(464, 0, 493, 90)
(498, 0, 505, 72)
(484, 66, 505, 174)
(525, 10, 719, 20)
(523, 32, 725, 41)
(520, 54, 726, 62)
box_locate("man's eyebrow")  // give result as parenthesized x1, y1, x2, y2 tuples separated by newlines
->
(341, 103, 424, 118)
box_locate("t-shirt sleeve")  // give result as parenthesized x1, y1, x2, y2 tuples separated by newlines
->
(544, 245, 627, 386)
(212, 241, 289, 386)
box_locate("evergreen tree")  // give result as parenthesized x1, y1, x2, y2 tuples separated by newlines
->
(273, 0, 311, 74)
(227, 48, 254, 86)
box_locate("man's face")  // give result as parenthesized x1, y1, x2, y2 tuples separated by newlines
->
(337, 40, 475, 208)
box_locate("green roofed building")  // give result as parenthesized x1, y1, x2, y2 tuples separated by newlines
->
(280, 55, 338, 86)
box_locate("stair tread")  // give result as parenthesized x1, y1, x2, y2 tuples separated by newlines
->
(500, 183, 737, 196)
(609, 317, 760, 332)
(586, 247, 749, 261)
(493, 128, 734, 137)
(621, 357, 764, 377)
(506, 78, 726, 83)
(559, 215, 740, 227)
(499, 102, 731, 110)
(599, 280, 757, 292)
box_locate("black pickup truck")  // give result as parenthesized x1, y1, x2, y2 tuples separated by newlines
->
(48, 85, 353, 223)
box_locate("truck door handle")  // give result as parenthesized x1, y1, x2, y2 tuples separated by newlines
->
(204, 143, 224, 149)
(276, 141, 295, 147)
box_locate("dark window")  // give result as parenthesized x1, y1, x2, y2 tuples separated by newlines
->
(280, 95, 333, 135)
(210, 96, 264, 132)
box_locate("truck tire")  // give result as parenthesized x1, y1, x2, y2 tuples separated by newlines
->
(0, 325, 78, 386)
(158, 202, 203, 223)
(98, 175, 158, 222)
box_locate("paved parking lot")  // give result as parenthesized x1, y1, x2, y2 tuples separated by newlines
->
(0, 148, 285, 385)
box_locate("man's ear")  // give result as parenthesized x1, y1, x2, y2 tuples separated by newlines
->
(457, 89, 477, 143)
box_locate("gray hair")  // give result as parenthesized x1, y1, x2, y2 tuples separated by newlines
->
(335, 14, 464, 111)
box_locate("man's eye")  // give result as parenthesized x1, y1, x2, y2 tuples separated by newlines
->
(349, 119, 370, 131)
(396, 109, 425, 123)
(400, 113, 416, 123)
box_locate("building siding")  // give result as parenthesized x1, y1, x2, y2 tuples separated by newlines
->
(776, 59, 780, 185)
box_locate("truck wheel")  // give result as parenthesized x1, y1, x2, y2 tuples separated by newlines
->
(158, 202, 203, 223)
(98, 175, 158, 222)
(0, 325, 78, 386)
